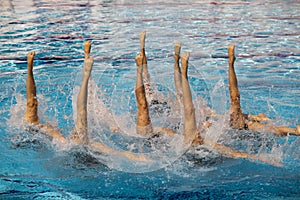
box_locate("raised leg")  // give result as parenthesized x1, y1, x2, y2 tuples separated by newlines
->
(228, 45, 246, 129)
(72, 55, 94, 144)
(24, 51, 40, 125)
(140, 31, 153, 103)
(181, 52, 202, 144)
(135, 53, 153, 137)
(174, 42, 183, 102)
(24, 51, 66, 142)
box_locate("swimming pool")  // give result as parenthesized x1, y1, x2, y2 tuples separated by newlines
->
(1, 0, 300, 199)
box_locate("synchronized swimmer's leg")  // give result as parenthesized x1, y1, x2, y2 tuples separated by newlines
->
(24, 51, 66, 142)
(140, 31, 154, 103)
(24, 51, 40, 125)
(23, 39, 299, 165)
(136, 32, 176, 136)
(174, 42, 183, 103)
(228, 45, 299, 136)
(181, 52, 202, 144)
(135, 53, 153, 137)
(71, 41, 94, 144)
(177, 49, 279, 165)
(228, 45, 246, 129)
(22, 41, 149, 161)
(140, 31, 148, 77)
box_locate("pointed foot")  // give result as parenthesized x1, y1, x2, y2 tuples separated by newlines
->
(174, 42, 181, 56)
(84, 40, 91, 58)
(181, 52, 190, 71)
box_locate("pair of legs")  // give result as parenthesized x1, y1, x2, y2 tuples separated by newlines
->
(228, 45, 300, 136)
(24, 41, 93, 144)
(24, 41, 147, 161)
(135, 32, 203, 144)
(173, 42, 183, 103)
(135, 37, 205, 145)
(172, 43, 203, 144)
(135, 31, 176, 137)
(139, 31, 154, 104)
(135, 53, 177, 137)
(171, 43, 280, 165)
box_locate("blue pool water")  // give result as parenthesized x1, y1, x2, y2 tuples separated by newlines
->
(1, 0, 300, 199)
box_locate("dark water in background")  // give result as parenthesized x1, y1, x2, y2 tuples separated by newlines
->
(0, 0, 300, 199)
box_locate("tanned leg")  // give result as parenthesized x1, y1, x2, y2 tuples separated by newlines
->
(228, 45, 299, 135)
(140, 31, 153, 103)
(135, 53, 153, 137)
(243, 113, 271, 122)
(181, 52, 202, 144)
(228, 45, 246, 129)
(24, 51, 66, 142)
(245, 112, 300, 136)
(174, 42, 183, 102)
(247, 122, 300, 136)
(72, 51, 94, 144)
(24, 51, 40, 125)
